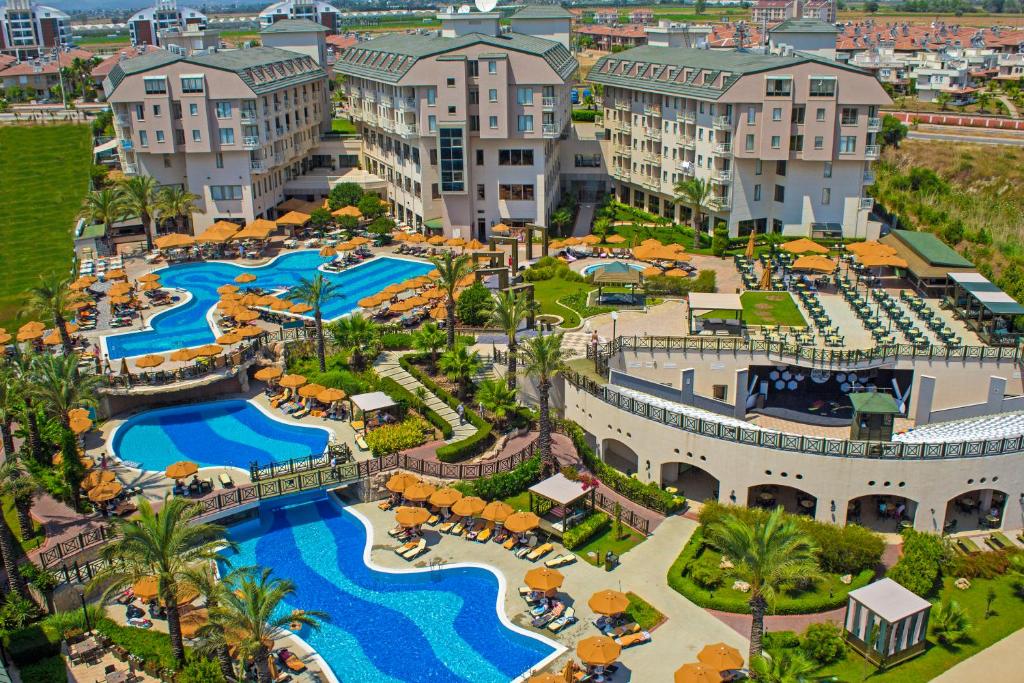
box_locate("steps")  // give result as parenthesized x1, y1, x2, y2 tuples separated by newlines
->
(374, 351, 477, 443)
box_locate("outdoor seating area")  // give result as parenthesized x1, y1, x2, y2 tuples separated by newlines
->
(265, 372, 351, 421)
(357, 268, 453, 327)
(527, 473, 598, 535)
(945, 271, 1024, 346)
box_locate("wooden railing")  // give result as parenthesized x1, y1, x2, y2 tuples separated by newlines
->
(594, 491, 650, 535)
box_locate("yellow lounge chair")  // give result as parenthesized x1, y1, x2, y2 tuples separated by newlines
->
(608, 623, 640, 638)
(526, 543, 553, 561)
(355, 435, 369, 451)
(283, 655, 306, 672)
(477, 527, 492, 543)
(503, 536, 518, 550)
(451, 521, 466, 536)
(438, 516, 460, 534)
(218, 472, 234, 488)
(378, 499, 394, 511)
(427, 514, 440, 526)
(395, 540, 418, 555)
(401, 538, 427, 559)
(544, 553, 576, 568)
(616, 631, 651, 648)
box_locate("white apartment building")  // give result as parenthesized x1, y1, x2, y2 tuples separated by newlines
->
(260, 0, 340, 34)
(0, 0, 70, 59)
(127, 0, 207, 48)
(334, 11, 576, 239)
(590, 46, 890, 238)
(103, 46, 329, 233)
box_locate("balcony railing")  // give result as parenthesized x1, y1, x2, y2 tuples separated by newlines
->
(707, 196, 727, 211)
(396, 97, 416, 111)
(865, 145, 881, 159)
(641, 151, 660, 164)
(867, 117, 881, 132)
(712, 115, 731, 130)
(611, 167, 631, 181)
(614, 99, 630, 111)
(542, 123, 559, 137)
(380, 98, 392, 109)
(715, 168, 733, 182)
(240, 111, 258, 124)
(644, 104, 661, 116)
(860, 197, 875, 211)
(681, 111, 696, 123)
(542, 96, 557, 108)
(122, 163, 138, 175)
(379, 117, 395, 132)
(713, 142, 732, 156)
(250, 159, 265, 172)
(243, 136, 260, 150)
(677, 161, 694, 176)
(396, 123, 417, 138)
(680, 138, 695, 150)
(612, 143, 631, 156)
(638, 176, 661, 191)
(643, 127, 662, 140)
(612, 120, 630, 132)
(115, 115, 129, 128)
(863, 171, 875, 184)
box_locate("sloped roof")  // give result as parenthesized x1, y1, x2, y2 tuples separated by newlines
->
(848, 392, 900, 415)
(260, 18, 327, 34)
(511, 5, 573, 20)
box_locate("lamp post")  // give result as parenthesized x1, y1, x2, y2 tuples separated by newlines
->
(611, 310, 619, 342)
(78, 588, 92, 633)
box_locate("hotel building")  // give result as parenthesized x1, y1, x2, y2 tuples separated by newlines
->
(0, 0, 70, 59)
(127, 0, 208, 48)
(260, 0, 340, 34)
(589, 46, 889, 237)
(334, 10, 577, 238)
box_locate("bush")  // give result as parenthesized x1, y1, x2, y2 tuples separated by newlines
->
(950, 547, 1021, 579)
(378, 377, 453, 439)
(562, 512, 611, 550)
(178, 658, 227, 683)
(364, 416, 431, 457)
(763, 630, 800, 650)
(17, 655, 66, 683)
(95, 617, 177, 670)
(458, 455, 543, 501)
(327, 182, 363, 210)
(571, 109, 598, 122)
(357, 193, 386, 220)
(561, 420, 685, 514)
(455, 281, 495, 326)
(5, 624, 60, 665)
(690, 563, 723, 590)
(379, 332, 413, 350)
(801, 622, 847, 665)
(887, 528, 947, 597)
(712, 224, 730, 257)
(643, 269, 717, 296)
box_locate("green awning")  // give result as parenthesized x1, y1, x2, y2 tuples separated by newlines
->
(950, 272, 1024, 315)
(848, 392, 900, 415)
(423, 217, 443, 230)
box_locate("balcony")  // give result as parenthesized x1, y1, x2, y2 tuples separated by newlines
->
(715, 168, 733, 183)
(396, 123, 417, 138)
(707, 196, 727, 211)
(542, 123, 559, 137)
(274, 153, 284, 165)
(542, 96, 557, 109)
(614, 99, 630, 111)
(643, 127, 662, 140)
(637, 175, 661, 191)
(712, 116, 731, 130)
(680, 138, 695, 151)
(612, 120, 630, 132)
(611, 167, 631, 181)
(860, 197, 875, 211)
(681, 111, 696, 123)
(240, 111, 258, 124)
(644, 104, 661, 117)
(115, 114, 129, 128)
(379, 117, 396, 132)
(275, 127, 285, 137)
(863, 170, 875, 184)
(676, 161, 694, 176)
(122, 163, 138, 175)
(642, 150, 661, 164)
(243, 136, 261, 150)
(250, 159, 265, 172)
(380, 98, 393, 109)
(364, 92, 376, 103)
(865, 145, 881, 160)
(396, 97, 416, 111)
(273, 103, 281, 113)
(612, 143, 631, 156)
(713, 142, 732, 156)
(867, 117, 882, 132)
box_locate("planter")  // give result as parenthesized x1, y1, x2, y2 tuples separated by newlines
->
(535, 314, 563, 331)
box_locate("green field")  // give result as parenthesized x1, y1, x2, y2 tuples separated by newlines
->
(331, 118, 357, 134)
(701, 291, 807, 327)
(0, 125, 92, 328)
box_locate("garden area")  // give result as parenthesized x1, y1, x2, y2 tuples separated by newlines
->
(699, 291, 807, 327)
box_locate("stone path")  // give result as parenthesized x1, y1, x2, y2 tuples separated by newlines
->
(996, 94, 1020, 119)
(373, 350, 476, 443)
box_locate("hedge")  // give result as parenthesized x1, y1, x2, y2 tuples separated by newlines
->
(571, 109, 598, 122)
(380, 332, 414, 350)
(454, 455, 543, 501)
(562, 512, 611, 550)
(365, 416, 432, 457)
(6, 623, 60, 665)
(561, 420, 685, 515)
(667, 527, 875, 615)
(399, 354, 494, 462)
(887, 528, 946, 597)
(95, 617, 178, 670)
(379, 376, 453, 439)
(17, 655, 66, 683)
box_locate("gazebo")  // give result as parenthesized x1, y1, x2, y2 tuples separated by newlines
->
(527, 473, 596, 535)
(947, 271, 1024, 345)
(844, 578, 931, 666)
(848, 392, 901, 442)
(348, 391, 399, 433)
(592, 262, 642, 305)
(687, 292, 743, 335)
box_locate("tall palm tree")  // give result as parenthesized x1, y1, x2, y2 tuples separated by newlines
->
(520, 332, 566, 472)
(476, 378, 518, 428)
(705, 507, 821, 660)
(411, 322, 446, 369)
(0, 458, 38, 540)
(0, 461, 30, 598)
(331, 313, 379, 369)
(551, 208, 573, 238)
(430, 252, 474, 348)
(203, 567, 326, 683)
(289, 273, 338, 373)
(674, 177, 714, 250)
(9, 353, 43, 462)
(23, 273, 76, 355)
(30, 353, 101, 430)
(79, 188, 127, 244)
(489, 289, 534, 390)
(90, 496, 233, 666)
(181, 564, 239, 680)
(438, 345, 482, 399)
(749, 648, 818, 683)
(119, 175, 160, 251)
(155, 185, 201, 235)
(0, 367, 17, 458)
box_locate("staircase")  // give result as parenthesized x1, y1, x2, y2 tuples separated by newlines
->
(374, 351, 476, 443)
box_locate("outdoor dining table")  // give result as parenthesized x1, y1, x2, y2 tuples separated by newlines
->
(758, 492, 774, 502)
(106, 670, 131, 683)
(799, 499, 814, 509)
(70, 636, 100, 660)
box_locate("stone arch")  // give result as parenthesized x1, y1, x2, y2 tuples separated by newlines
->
(846, 493, 919, 533)
(747, 483, 818, 517)
(942, 487, 1009, 533)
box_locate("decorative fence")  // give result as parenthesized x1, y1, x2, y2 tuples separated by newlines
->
(37, 526, 114, 571)
(593, 491, 650, 535)
(563, 368, 1024, 460)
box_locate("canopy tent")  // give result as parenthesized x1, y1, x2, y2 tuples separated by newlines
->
(154, 233, 196, 249)
(591, 262, 642, 304)
(233, 219, 277, 241)
(687, 292, 743, 333)
(349, 391, 399, 433)
(196, 221, 241, 244)
(332, 205, 363, 219)
(948, 271, 1024, 344)
(879, 229, 974, 297)
(527, 473, 595, 534)
(844, 578, 931, 666)
(791, 255, 837, 273)
(277, 211, 311, 226)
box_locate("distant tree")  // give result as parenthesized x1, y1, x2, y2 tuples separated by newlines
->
(455, 281, 494, 326)
(369, 215, 396, 236)
(551, 207, 573, 237)
(936, 92, 953, 111)
(865, 1, 880, 12)
(931, 599, 971, 646)
(695, 0, 707, 13)
(880, 114, 909, 148)
(712, 223, 730, 257)
(357, 193, 386, 220)
(977, 91, 993, 113)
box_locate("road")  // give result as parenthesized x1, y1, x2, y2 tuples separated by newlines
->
(907, 130, 1024, 147)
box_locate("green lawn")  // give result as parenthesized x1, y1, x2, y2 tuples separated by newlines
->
(701, 291, 806, 327)
(0, 125, 92, 329)
(574, 522, 645, 567)
(530, 277, 593, 328)
(625, 592, 665, 630)
(2, 496, 43, 554)
(331, 118, 357, 134)
(818, 574, 1024, 682)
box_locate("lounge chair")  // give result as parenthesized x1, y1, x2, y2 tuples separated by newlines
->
(426, 514, 440, 526)
(402, 539, 427, 559)
(395, 540, 418, 555)
(526, 543, 553, 562)
(503, 536, 519, 551)
(451, 520, 466, 536)
(438, 516, 460, 534)
(476, 526, 493, 543)
(292, 402, 311, 419)
(465, 520, 485, 540)
(388, 525, 405, 537)
(548, 607, 577, 632)
(515, 537, 537, 559)
(218, 472, 234, 488)
(355, 435, 369, 451)
(544, 553, 576, 568)
(616, 631, 651, 648)
(606, 622, 640, 638)
(533, 603, 564, 628)
(378, 499, 394, 511)
(283, 654, 307, 672)
(518, 586, 533, 600)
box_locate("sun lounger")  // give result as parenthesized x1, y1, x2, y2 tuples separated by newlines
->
(544, 553, 576, 568)
(218, 472, 234, 488)
(465, 520, 485, 540)
(476, 527, 492, 543)
(515, 539, 536, 559)
(606, 622, 640, 638)
(503, 536, 519, 550)
(378, 499, 394, 511)
(402, 538, 427, 559)
(548, 607, 577, 632)
(283, 655, 307, 672)
(451, 521, 466, 536)
(533, 603, 564, 628)
(438, 516, 460, 534)
(427, 514, 440, 526)
(355, 435, 369, 451)
(526, 543, 553, 561)
(395, 540, 418, 555)
(292, 404, 311, 419)
(388, 525, 405, 537)
(616, 631, 651, 648)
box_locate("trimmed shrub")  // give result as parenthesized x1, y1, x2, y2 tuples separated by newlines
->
(459, 455, 543, 501)
(380, 332, 413, 350)
(95, 617, 177, 670)
(455, 282, 494, 326)
(950, 546, 1020, 579)
(365, 416, 431, 457)
(763, 630, 800, 650)
(643, 269, 717, 296)
(801, 622, 847, 664)
(887, 528, 947, 597)
(571, 109, 598, 122)
(690, 563, 723, 590)
(5, 624, 60, 665)
(178, 658, 227, 683)
(379, 377, 453, 439)
(17, 655, 66, 683)
(562, 512, 611, 550)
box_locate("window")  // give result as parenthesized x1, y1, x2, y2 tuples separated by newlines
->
(134, 104, 145, 120)
(790, 134, 803, 152)
(425, 87, 437, 106)
(823, 161, 832, 178)
(211, 185, 242, 200)
(765, 77, 792, 97)
(489, 115, 498, 129)
(468, 60, 479, 77)
(215, 102, 231, 118)
(476, 149, 484, 165)
(155, 130, 164, 143)
(215, 152, 223, 169)
(143, 77, 166, 94)
(488, 60, 497, 75)
(816, 107, 826, 122)
(822, 188, 831, 205)
(488, 88, 498, 102)
(446, 77, 456, 88)
(774, 184, 785, 202)
(745, 134, 754, 152)
(809, 77, 836, 97)
(841, 108, 859, 125)
(814, 135, 824, 150)
(499, 149, 534, 166)
(180, 76, 204, 94)
(469, 89, 479, 105)
(755, 159, 762, 175)
(517, 115, 533, 132)
(477, 184, 485, 199)
(174, 129, 185, 145)
(448, 105, 456, 115)
(791, 106, 804, 124)
(746, 106, 756, 124)
(438, 127, 465, 193)
(574, 153, 601, 167)
(776, 160, 787, 176)
(138, 130, 148, 147)
(754, 184, 761, 201)
(517, 88, 534, 106)
(770, 135, 780, 149)
(431, 183, 440, 199)
(498, 184, 535, 201)
(192, 130, 201, 142)
(428, 115, 437, 132)
(772, 107, 782, 121)
(219, 128, 235, 145)
(152, 104, 161, 117)
(712, 385, 728, 401)
(839, 136, 856, 154)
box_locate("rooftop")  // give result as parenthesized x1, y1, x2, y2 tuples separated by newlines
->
(260, 18, 328, 34)
(848, 392, 901, 415)
(771, 18, 839, 34)
(511, 5, 573, 20)
(889, 229, 973, 268)
(528, 473, 590, 506)
(848, 578, 931, 622)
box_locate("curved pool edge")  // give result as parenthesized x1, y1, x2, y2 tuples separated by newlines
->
(105, 398, 335, 472)
(336, 497, 568, 683)
(98, 288, 196, 362)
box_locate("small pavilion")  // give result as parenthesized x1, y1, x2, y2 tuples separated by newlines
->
(527, 473, 596, 535)
(592, 262, 642, 304)
(947, 271, 1024, 345)
(348, 391, 399, 433)
(844, 578, 931, 666)
(849, 392, 901, 442)
(687, 292, 743, 334)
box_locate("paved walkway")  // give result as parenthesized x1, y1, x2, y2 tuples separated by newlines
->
(932, 627, 1024, 682)
(572, 202, 596, 237)
(373, 351, 476, 444)
(997, 94, 1020, 119)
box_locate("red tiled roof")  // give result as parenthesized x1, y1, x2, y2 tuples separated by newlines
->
(0, 54, 15, 70)
(0, 48, 95, 77)
(706, 24, 766, 48)
(92, 45, 164, 79)
(576, 24, 647, 38)
(326, 34, 358, 50)
(836, 22, 1024, 52)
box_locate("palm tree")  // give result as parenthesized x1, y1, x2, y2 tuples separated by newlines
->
(0, 459, 37, 541)
(90, 495, 233, 666)
(181, 564, 238, 680)
(476, 378, 518, 428)
(705, 507, 821, 660)
(9, 354, 43, 462)
(931, 599, 971, 646)
(749, 648, 818, 683)
(438, 345, 482, 399)
(551, 208, 573, 238)
(23, 273, 77, 355)
(936, 92, 952, 111)
(331, 313, 379, 369)
(489, 289, 534, 390)
(430, 252, 474, 348)
(203, 567, 326, 683)
(520, 332, 566, 472)
(79, 188, 127, 243)
(977, 92, 992, 113)
(411, 322, 446, 369)
(0, 461, 30, 598)
(674, 177, 714, 250)
(289, 273, 338, 373)
(30, 353, 101, 430)
(155, 185, 201, 235)
(0, 367, 17, 457)
(119, 175, 160, 251)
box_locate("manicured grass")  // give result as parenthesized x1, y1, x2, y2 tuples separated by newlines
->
(2, 496, 43, 554)
(573, 521, 645, 567)
(0, 125, 92, 329)
(701, 291, 806, 327)
(818, 574, 1024, 682)
(530, 277, 594, 328)
(331, 118, 357, 134)
(565, 357, 608, 386)
(625, 592, 665, 631)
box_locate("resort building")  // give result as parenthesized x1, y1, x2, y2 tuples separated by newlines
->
(127, 0, 208, 48)
(629, 8, 655, 25)
(0, 46, 92, 94)
(259, 0, 341, 34)
(593, 9, 619, 25)
(103, 46, 330, 232)
(574, 24, 648, 52)
(334, 11, 577, 238)
(0, 0, 70, 59)
(589, 46, 888, 238)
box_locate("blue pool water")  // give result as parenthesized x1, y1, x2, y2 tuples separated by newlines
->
(223, 494, 558, 683)
(581, 262, 644, 276)
(103, 253, 433, 359)
(110, 399, 329, 471)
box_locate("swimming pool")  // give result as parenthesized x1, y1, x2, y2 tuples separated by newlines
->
(103, 252, 433, 359)
(110, 399, 330, 471)
(223, 494, 560, 683)
(581, 261, 644, 276)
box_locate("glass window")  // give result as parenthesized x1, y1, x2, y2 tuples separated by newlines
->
(814, 135, 824, 150)
(498, 149, 534, 165)
(438, 127, 465, 193)
(755, 159, 762, 175)
(498, 184, 535, 200)
(446, 78, 456, 87)
(180, 76, 204, 94)
(765, 77, 792, 97)
(448, 106, 456, 115)
(134, 104, 145, 120)
(754, 184, 761, 201)
(468, 61, 479, 78)
(192, 130, 201, 142)
(517, 88, 534, 106)
(428, 115, 437, 132)
(152, 104, 161, 117)
(841, 108, 859, 125)
(790, 135, 803, 152)
(477, 184, 485, 199)
(215, 152, 223, 169)
(824, 161, 833, 178)
(776, 160, 786, 176)
(745, 134, 754, 151)
(155, 130, 164, 143)
(772, 107, 782, 121)
(489, 88, 498, 102)
(770, 135, 780, 149)
(839, 136, 856, 154)
(488, 60, 497, 74)
(476, 149, 484, 165)
(189, 103, 198, 116)
(746, 106, 755, 124)
(219, 128, 235, 144)
(809, 77, 836, 97)
(816, 107, 826, 122)
(791, 106, 804, 124)
(138, 130, 148, 147)
(210, 185, 242, 200)
(215, 102, 232, 118)
(426, 88, 436, 106)
(517, 115, 533, 132)
(143, 77, 166, 94)
(469, 89, 478, 105)
(822, 188, 831, 205)
(774, 184, 785, 202)
(489, 115, 498, 128)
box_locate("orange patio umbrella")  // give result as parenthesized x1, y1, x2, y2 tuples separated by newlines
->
(138, 273, 160, 283)
(298, 383, 327, 399)
(395, 506, 431, 527)
(588, 589, 630, 616)
(166, 461, 199, 479)
(524, 566, 564, 593)
(319, 246, 337, 257)
(407, 233, 427, 243)
(446, 237, 466, 247)
(577, 636, 621, 667)
(179, 608, 209, 639)
(69, 415, 92, 435)
(465, 239, 486, 250)
(135, 354, 165, 369)
(451, 495, 486, 518)
(403, 482, 436, 502)
(846, 240, 896, 257)
(481, 500, 514, 524)
(492, 223, 510, 233)
(233, 309, 260, 322)
(675, 663, 722, 683)
(133, 576, 160, 602)
(359, 294, 389, 308)
(81, 469, 115, 490)
(154, 233, 195, 249)
(217, 284, 240, 295)
(235, 273, 257, 284)
(88, 481, 123, 503)
(403, 295, 429, 308)
(106, 269, 127, 280)
(290, 303, 313, 314)
(216, 332, 244, 345)
(170, 347, 199, 362)
(193, 344, 224, 357)
(429, 305, 447, 320)
(139, 281, 162, 292)
(664, 268, 690, 277)
(427, 235, 446, 245)
(108, 282, 133, 296)
(109, 295, 132, 305)
(791, 255, 836, 273)
(697, 643, 744, 672)
(332, 205, 362, 218)
(236, 325, 265, 338)
(279, 374, 307, 389)
(579, 235, 602, 245)
(781, 238, 828, 255)
(527, 675, 562, 683)
(385, 472, 420, 494)
(389, 300, 416, 313)
(605, 234, 627, 244)
(317, 387, 346, 403)
(859, 254, 909, 269)
(641, 266, 663, 277)
(254, 366, 283, 382)
(503, 511, 540, 534)
(429, 487, 463, 508)
(350, 236, 372, 246)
